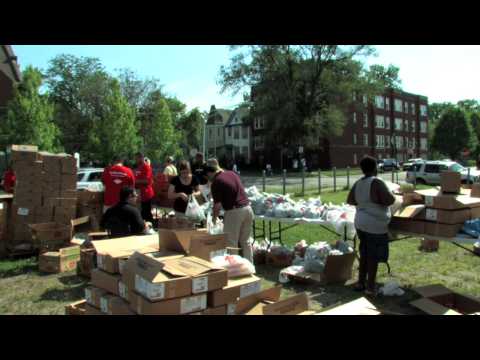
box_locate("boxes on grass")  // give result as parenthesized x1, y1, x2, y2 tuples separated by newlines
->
(207, 275, 262, 308)
(410, 284, 480, 315)
(135, 293, 207, 315)
(415, 188, 480, 210)
(158, 228, 226, 261)
(65, 300, 87, 315)
(85, 286, 109, 308)
(440, 171, 461, 193)
(91, 269, 122, 296)
(234, 286, 314, 315)
(38, 245, 80, 273)
(29, 222, 72, 251)
(99, 294, 135, 315)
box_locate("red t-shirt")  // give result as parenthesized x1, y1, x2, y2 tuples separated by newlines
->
(102, 165, 135, 206)
(135, 162, 154, 202)
(3, 170, 16, 193)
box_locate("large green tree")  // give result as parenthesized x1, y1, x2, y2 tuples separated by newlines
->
(432, 107, 477, 160)
(177, 108, 204, 156)
(0, 66, 62, 152)
(87, 79, 140, 164)
(218, 45, 400, 151)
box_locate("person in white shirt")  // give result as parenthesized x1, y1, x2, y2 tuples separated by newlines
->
(163, 156, 178, 177)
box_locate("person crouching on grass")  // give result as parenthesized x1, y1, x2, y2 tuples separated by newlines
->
(347, 155, 395, 297)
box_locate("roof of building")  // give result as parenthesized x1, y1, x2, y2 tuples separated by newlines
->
(207, 107, 232, 125)
(225, 105, 250, 127)
(1, 45, 22, 83)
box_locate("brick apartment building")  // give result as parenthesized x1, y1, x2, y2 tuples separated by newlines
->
(0, 45, 22, 116)
(250, 88, 429, 170)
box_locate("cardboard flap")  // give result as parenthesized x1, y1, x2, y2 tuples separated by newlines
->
(71, 216, 90, 227)
(158, 229, 201, 253)
(92, 234, 159, 254)
(162, 256, 223, 277)
(235, 286, 282, 315)
(394, 205, 425, 218)
(262, 293, 310, 315)
(412, 284, 453, 298)
(317, 297, 380, 315)
(410, 298, 461, 315)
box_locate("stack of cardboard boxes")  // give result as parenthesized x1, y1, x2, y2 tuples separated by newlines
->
(77, 190, 104, 231)
(8, 145, 78, 253)
(390, 172, 480, 238)
(0, 195, 12, 257)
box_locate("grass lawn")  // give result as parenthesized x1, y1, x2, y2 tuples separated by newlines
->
(0, 184, 477, 315)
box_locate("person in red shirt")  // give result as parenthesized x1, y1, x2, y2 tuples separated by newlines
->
(134, 152, 155, 223)
(101, 156, 135, 213)
(2, 164, 16, 193)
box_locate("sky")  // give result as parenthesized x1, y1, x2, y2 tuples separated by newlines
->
(11, 45, 480, 112)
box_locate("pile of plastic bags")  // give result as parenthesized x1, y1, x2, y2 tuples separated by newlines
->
(211, 255, 256, 278)
(206, 213, 224, 235)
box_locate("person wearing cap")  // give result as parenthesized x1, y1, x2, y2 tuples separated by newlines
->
(205, 158, 253, 263)
(101, 187, 151, 238)
(101, 155, 136, 213)
(134, 152, 155, 223)
(163, 156, 178, 177)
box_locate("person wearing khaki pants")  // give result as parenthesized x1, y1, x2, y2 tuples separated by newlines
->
(205, 158, 254, 263)
(223, 206, 254, 263)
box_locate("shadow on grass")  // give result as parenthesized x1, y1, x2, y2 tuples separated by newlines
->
(57, 274, 89, 287)
(37, 284, 87, 303)
(0, 264, 38, 279)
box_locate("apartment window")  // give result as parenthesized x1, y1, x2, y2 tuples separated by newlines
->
(353, 112, 357, 124)
(420, 138, 427, 150)
(228, 127, 232, 137)
(375, 95, 385, 109)
(364, 134, 369, 146)
(404, 120, 409, 132)
(375, 115, 385, 129)
(363, 113, 368, 128)
(242, 126, 248, 139)
(394, 99, 403, 112)
(395, 118, 403, 131)
(254, 117, 265, 130)
(386, 98, 390, 111)
(353, 133, 357, 145)
(385, 116, 390, 129)
(404, 101, 409, 114)
(420, 104, 428, 117)
(376, 135, 384, 149)
(386, 136, 391, 148)
(420, 121, 427, 133)
(411, 103, 416, 115)
(395, 136, 403, 149)
(254, 136, 264, 150)
(234, 127, 240, 139)
(363, 95, 368, 106)
(353, 153, 358, 165)
(411, 121, 415, 133)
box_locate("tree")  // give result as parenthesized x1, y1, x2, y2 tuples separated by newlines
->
(45, 54, 113, 155)
(165, 96, 187, 125)
(432, 107, 477, 160)
(87, 79, 140, 164)
(139, 94, 181, 164)
(0, 66, 62, 152)
(218, 45, 399, 151)
(116, 68, 163, 111)
(177, 108, 204, 156)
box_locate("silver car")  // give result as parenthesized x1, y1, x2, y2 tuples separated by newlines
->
(406, 161, 480, 185)
(77, 168, 104, 191)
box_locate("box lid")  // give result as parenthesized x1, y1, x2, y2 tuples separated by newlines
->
(393, 204, 425, 218)
(126, 251, 187, 283)
(224, 275, 261, 290)
(317, 297, 381, 315)
(262, 293, 310, 315)
(235, 286, 282, 315)
(412, 284, 453, 298)
(162, 256, 224, 277)
(415, 189, 480, 207)
(410, 298, 462, 315)
(91, 234, 159, 255)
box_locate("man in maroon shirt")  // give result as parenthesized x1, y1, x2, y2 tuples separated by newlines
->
(205, 158, 253, 263)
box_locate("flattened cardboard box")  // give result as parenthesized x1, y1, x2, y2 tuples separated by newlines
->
(136, 293, 207, 315)
(415, 188, 480, 210)
(162, 256, 228, 294)
(411, 284, 480, 315)
(122, 252, 191, 302)
(317, 297, 381, 315)
(208, 275, 262, 308)
(65, 300, 87, 315)
(158, 229, 227, 261)
(85, 286, 109, 308)
(99, 294, 135, 315)
(91, 269, 121, 295)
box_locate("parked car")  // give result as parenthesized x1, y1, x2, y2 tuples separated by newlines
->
(402, 158, 424, 171)
(378, 159, 400, 172)
(77, 168, 104, 191)
(406, 161, 480, 185)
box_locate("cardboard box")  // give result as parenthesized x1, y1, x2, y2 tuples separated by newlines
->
(317, 297, 381, 315)
(471, 184, 480, 198)
(61, 175, 77, 191)
(100, 294, 135, 315)
(77, 248, 97, 278)
(424, 222, 462, 238)
(38, 246, 80, 273)
(39, 152, 62, 173)
(14, 192, 42, 208)
(235, 286, 312, 315)
(158, 229, 227, 261)
(422, 207, 472, 225)
(265, 250, 294, 268)
(77, 190, 104, 205)
(162, 256, 228, 294)
(65, 300, 87, 315)
(415, 189, 480, 210)
(283, 252, 356, 285)
(91, 269, 121, 295)
(96, 246, 158, 274)
(29, 222, 72, 249)
(85, 286, 109, 308)
(440, 171, 461, 193)
(157, 217, 196, 230)
(410, 284, 480, 315)
(60, 155, 77, 175)
(207, 275, 262, 308)
(10, 144, 38, 163)
(201, 306, 227, 315)
(54, 206, 77, 224)
(389, 218, 426, 234)
(136, 293, 207, 315)
(123, 252, 191, 301)
(84, 303, 105, 315)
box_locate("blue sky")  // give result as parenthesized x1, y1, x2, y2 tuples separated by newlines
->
(11, 45, 480, 112)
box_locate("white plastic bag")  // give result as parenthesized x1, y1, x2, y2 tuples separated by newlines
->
(185, 195, 206, 222)
(211, 255, 256, 278)
(207, 212, 224, 234)
(279, 265, 305, 284)
(379, 280, 405, 296)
